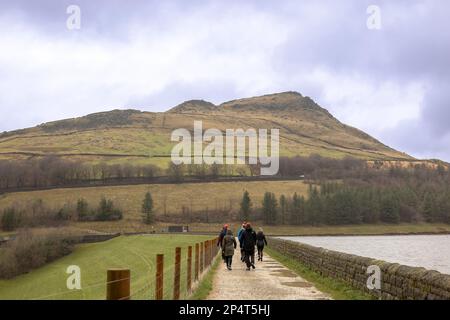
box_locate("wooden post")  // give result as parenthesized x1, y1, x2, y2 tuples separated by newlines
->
(209, 240, 213, 265)
(106, 269, 130, 300)
(210, 239, 214, 263)
(155, 254, 164, 300)
(200, 242, 204, 273)
(187, 246, 192, 292)
(173, 247, 181, 300)
(194, 243, 199, 281)
(205, 241, 210, 267)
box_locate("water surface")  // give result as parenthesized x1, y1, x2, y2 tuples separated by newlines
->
(280, 235, 450, 275)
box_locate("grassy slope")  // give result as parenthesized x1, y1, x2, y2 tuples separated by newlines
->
(1, 180, 449, 235)
(0, 93, 412, 166)
(0, 180, 309, 220)
(0, 235, 210, 300)
(257, 223, 450, 236)
(265, 247, 373, 300)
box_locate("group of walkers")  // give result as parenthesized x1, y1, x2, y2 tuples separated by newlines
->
(217, 222, 268, 271)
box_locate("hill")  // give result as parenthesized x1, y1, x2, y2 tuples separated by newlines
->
(0, 91, 414, 167)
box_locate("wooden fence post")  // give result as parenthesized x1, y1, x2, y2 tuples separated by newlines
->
(187, 246, 192, 292)
(155, 254, 164, 300)
(200, 242, 204, 273)
(209, 240, 213, 265)
(205, 241, 210, 267)
(195, 243, 199, 281)
(106, 268, 130, 300)
(173, 247, 181, 300)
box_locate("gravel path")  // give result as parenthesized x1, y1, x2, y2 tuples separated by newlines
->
(207, 252, 331, 300)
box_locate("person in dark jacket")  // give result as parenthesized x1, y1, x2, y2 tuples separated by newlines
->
(241, 223, 257, 270)
(217, 224, 228, 262)
(222, 229, 237, 270)
(256, 228, 268, 261)
(237, 222, 246, 262)
(217, 224, 228, 247)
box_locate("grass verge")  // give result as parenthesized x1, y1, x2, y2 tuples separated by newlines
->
(189, 254, 221, 300)
(265, 247, 374, 300)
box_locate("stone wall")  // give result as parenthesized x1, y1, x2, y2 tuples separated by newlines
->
(73, 233, 121, 244)
(268, 237, 450, 300)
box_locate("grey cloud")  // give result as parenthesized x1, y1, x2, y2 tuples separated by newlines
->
(0, 0, 449, 161)
(126, 81, 241, 110)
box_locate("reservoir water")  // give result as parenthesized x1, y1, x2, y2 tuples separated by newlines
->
(279, 235, 450, 275)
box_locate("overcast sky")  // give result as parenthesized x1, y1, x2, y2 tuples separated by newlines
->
(0, 0, 449, 161)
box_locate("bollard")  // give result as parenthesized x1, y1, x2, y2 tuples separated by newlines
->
(106, 268, 130, 300)
(195, 243, 199, 281)
(173, 247, 181, 300)
(187, 246, 192, 292)
(155, 254, 164, 300)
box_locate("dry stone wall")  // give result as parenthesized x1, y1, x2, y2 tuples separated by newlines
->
(268, 237, 450, 300)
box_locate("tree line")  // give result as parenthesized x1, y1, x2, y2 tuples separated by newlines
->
(2, 154, 447, 192)
(0, 157, 159, 191)
(0, 157, 257, 191)
(241, 181, 450, 226)
(1, 197, 123, 231)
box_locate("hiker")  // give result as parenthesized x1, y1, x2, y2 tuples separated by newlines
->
(217, 224, 228, 262)
(241, 223, 257, 270)
(256, 228, 268, 261)
(217, 224, 228, 248)
(222, 229, 237, 270)
(237, 222, 246, 262)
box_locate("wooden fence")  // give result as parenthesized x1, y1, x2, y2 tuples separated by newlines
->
(105, 237, 219, 300)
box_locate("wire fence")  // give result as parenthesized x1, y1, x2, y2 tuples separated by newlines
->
(26, 237, 219, 300)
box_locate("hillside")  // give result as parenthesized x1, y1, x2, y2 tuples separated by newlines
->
(0, 91, 414, 167)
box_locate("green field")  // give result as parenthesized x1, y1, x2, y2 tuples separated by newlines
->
(0, 235, 211, 300)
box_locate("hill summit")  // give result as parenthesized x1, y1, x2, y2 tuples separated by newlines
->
(168, 92, 332, 115)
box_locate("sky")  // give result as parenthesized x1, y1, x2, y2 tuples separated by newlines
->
(0, 0, 449, 161)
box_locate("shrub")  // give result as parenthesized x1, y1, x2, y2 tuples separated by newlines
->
(95, 197, 123, 221)
(0, 231, 74, 279)
(76, 198, 89, 220)
(142, 192, 154, 224)
(1, 207, 21, 231)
